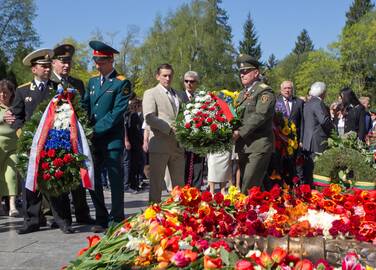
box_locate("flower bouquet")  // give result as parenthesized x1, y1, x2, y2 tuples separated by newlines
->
(17, 86, 94, 197)
(65, 185, 376, 269)
(175, 90, 238, 156)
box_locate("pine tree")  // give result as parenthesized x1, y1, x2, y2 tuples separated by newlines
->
(238, 12, 261, 60)
(346, 0, 374, 26)
(293, 29, 314, 55)
(266, 54, 278, 70)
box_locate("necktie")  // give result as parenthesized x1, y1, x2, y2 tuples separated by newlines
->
(285, 99, 291, 116)
(61, 77, 68, 88)
(101, 77, 105, 86)
(38, 83, 45, 92)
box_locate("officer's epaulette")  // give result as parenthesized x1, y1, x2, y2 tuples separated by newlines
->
(116, 75, 126, 81)
(17, 82, 31, 89)
(258, 83, 269, 89)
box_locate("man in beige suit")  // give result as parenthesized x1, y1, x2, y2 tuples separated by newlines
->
(142, 63, 185, 203)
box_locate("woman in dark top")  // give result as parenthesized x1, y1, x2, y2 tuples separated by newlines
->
(339, 87, 366, 141)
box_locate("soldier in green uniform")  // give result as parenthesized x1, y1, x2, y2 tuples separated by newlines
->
(82, 41, 131, 233)
(233, 54, 275, 194)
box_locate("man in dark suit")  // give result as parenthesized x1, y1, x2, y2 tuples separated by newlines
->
(5, 49, 74, 234)
(179, 71, 205, 189)
(51, 44, 94, 225)
(82, 40, 131, 232)
(302, 82, 334, 185)
(274, 81, 304, 185)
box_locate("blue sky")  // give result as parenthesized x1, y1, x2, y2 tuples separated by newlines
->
(34, 0, 357, 61)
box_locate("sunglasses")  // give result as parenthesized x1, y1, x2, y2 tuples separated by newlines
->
(184, 80, 196, 83)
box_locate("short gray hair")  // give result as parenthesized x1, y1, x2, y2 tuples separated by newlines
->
(310, 82, 326, 97)
(184, 70, 199, 81)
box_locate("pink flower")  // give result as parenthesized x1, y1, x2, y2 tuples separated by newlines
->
(172, 251, 191, 268)
(235, 259, 254, 270)
(342, 252, 364, 270)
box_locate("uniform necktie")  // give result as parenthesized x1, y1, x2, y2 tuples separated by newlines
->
(61, 77, 68, 88)
(101, 77, 105, 86)
(285, 99, 291, 116)
(38, 83, 45, 92)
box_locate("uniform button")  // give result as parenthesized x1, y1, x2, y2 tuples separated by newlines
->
(94, 114, 97, 117)
(96, 104, 98, 106)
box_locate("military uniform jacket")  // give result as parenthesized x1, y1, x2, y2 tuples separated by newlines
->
(82, 70, 131, 150)
(50, 72, 85, 97)
(11, 80, 57, 130)
(235, 80, 275, 154)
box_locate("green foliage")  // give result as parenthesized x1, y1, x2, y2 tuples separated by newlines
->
(7, 45, 33, 85)
(314, 132, 376, 188)
(345, 0, 375, 26)
(132, 0, 238, 95)
(238, 12, 261, 61)
(294, 50, 348, 102)
(0, 0, 39, 60)
(293, 29, 314, 55)
(265, 53, 309, 94)
(334, 10, 376, 103)
(266, 54, 278, 70)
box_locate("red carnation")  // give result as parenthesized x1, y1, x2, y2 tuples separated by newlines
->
(54, 170, 64, 179)
(184, 122, 191, 129)
(43, 173, 51, 181)
(208, 106, 215, 111)
(47, 149, 56, 158)
(206, 117, 213, 124)
(41, 162, 50, 170)
(53, 158, 64, 167)
(63, 154, 73, 163)
(40, 150, 47, 158)
(195, 122, 203, 128)
(210, 123, 218, 132)
(201, 191, 213, 202)
(214, 192, 224, 204)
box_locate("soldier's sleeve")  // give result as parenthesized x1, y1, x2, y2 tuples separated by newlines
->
(11, 87, 26, 130)
(93, 79, 131, 136)
(238, 90, 276, 138)
(143, 90, 172, 135)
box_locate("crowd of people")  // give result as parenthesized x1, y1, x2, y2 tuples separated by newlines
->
(0, 41, 375, 236)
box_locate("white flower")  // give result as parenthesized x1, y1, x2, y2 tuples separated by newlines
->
(185, 115, 192, 123)
(198, 91, 206, 95)
(125, 236, 143, 251)
(191, 109, 199, 115)
(245, 250, 261, 258)
(298, 209, 341, 237)
(183, 110, 190, 115)
(194, 103, 201, 109)
(186, 104, 194, 109)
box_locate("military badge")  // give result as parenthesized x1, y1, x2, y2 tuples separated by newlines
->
(261, 94, 269, 103)
(123, 87, 130, 95)
(25, 97, 32, 102)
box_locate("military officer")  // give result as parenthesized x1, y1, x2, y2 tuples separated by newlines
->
(5, 49, 75, 234)
(51, 44, 94, 225)
(233, 54, 275, 194)
(51, 44, 85, 96)
(82, 40, 131, 233)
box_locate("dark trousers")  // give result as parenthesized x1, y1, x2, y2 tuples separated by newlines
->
(129, 146, 143, 190)
(123, 149, 131, 189)
(184, 151, 205, 189)
(22, 184, 70, 230)
(239, 152, 272, 194)
(70, 185, 91, 222)
(89, 146, 124, 226)
(302, 151, 315, 186)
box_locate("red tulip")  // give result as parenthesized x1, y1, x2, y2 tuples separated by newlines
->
(271, 247, 287, 264)
(235, 259, 254, 270)
(294, 259, 314, 270)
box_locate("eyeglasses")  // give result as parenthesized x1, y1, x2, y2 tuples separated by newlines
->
(184, 80, 196, 83)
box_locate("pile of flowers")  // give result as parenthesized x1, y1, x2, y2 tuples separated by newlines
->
(175, 90, 238, 156)
(17, 87, 94, 197)
(66, 185, 375, 269)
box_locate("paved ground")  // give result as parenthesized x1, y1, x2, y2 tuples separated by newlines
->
(0, 187, 168, 270)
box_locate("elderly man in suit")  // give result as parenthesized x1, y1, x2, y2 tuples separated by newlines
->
(179, 71, 205, 189)
(83, 40, 131, 232)
(302, 82, 334, 185)
(274, 80, 304, 185)
(51, 44, 94, 225)
(142, 63, 185, 203)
